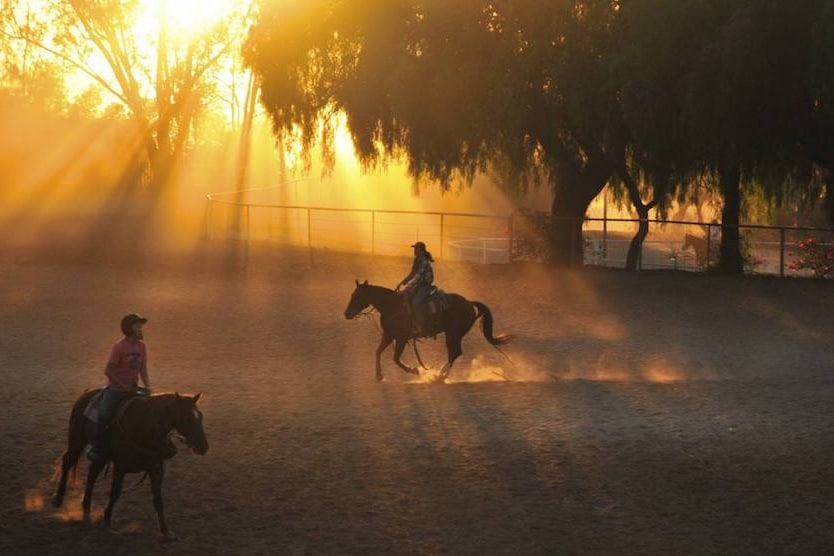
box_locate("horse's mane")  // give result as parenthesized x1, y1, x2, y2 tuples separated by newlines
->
(362, 283, 395, 294)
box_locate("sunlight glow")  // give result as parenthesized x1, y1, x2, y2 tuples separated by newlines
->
(133, 0, 238, 44)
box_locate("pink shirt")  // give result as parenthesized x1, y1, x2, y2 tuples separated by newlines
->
(107, 338, 147, 391)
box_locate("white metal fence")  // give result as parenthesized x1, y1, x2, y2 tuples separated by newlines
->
(205, 193, 833, 277)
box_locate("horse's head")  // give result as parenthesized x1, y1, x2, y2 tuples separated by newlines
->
(173, 393, 208, 455)
(344, 279, 370, 319)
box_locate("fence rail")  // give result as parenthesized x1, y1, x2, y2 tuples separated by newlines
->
(205, 193, 833, 278)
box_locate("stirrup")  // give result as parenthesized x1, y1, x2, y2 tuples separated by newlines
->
(87, 446, 108, 463)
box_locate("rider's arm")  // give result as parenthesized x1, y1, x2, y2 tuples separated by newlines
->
(139, 345, 150, 390)
(398, 270, 415, 288)
(139, 364, 151, 390)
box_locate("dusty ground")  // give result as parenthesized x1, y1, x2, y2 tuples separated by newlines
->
(2, 241, 834, 554)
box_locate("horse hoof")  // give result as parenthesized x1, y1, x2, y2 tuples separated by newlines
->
(433, 374, 447, 384)
(51, 495, 63, 509)
(408, 367, 420, 376)
(375, 373, 384, 383)
(160, 531, 179, 542)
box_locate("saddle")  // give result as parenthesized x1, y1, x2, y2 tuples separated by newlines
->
(425, 287, 451, 315)
(83, 388, 146, 424)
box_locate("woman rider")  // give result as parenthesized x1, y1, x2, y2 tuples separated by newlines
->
(396, 242, 435, 335)
(87, 313, 151, 463)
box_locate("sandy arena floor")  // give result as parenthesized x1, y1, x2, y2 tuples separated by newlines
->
(1, 242, 833, 554)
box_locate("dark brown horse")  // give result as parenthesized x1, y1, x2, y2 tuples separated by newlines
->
(52, 390, 208, 539)
(344, 280, 512, 382)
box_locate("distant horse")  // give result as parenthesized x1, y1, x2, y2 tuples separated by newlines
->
(52, 390, 208, 539)
(682, 233, 708, 267)
(344, 280, 513, 382)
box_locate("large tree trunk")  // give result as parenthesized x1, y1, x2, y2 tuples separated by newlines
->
(549, 176, 608, 266)
(625, 206, 650, 271)
(619, 164, 661, 272)
(719, 165, 744, 273)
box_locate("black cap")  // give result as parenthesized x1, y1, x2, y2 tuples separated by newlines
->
(411, 241, 426, 250)
(120, 313, 148, 336)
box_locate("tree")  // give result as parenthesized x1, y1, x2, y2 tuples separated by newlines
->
(246, 0, 623, 265)
(0, 1, 68, 110)
(4, 0, 249, 188)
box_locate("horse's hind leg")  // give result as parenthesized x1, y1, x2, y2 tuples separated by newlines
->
(102, 464, 125, 528)
(53, 413, 88, 507)
(81, 460, 105, 519)
(438, 335, 463, 382)
(52, 447, 82, 508)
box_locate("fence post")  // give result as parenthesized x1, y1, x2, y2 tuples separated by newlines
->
(705, 223, 711, 269)
(371, 211, 376, 256)
(507, 214, 514, 262)
(440, 214, 445, 259)
(483, 238, 487, 264)
(203, 199, 213, 240)
(602, 190, 608, 265)
(570, 220, 576, 267)
(246, 206, 251, 240)
(307, 208, 312, 248)
(779, 227, 785, 277)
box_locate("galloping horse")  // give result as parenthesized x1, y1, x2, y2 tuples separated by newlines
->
(344, 280, 512, 382)
(682, 233, 708, 267)
(52, 389, 208, 538)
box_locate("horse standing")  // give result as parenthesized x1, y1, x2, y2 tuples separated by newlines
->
(52, 390, 208, 538)
(344, 280, 512, 382)
(683, 233, 715, 267)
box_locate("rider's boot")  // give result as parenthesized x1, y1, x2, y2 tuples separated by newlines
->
(163, 435, 178, 459)
(412, 312, 425, 338)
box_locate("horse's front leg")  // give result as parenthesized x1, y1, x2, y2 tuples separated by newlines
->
(81, 459, 105, 520)
(149, 463, 176, 540)
(375, 335, 393, 382)
(393, 338, 419, 376)
(102, 464, 125, 529)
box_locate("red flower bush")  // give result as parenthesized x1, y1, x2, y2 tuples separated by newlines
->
(788, 237, 834, 278)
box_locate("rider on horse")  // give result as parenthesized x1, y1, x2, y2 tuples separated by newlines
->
(87, 313, 152, 463)
(396, 241, 434, 335)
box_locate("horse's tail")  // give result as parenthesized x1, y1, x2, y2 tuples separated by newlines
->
(53, 391, 94, 488)
(472, 301, 514, 346)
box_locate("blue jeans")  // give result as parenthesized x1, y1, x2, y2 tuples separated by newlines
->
(410, 285, 432, 330)
(93, 387, 134, 459)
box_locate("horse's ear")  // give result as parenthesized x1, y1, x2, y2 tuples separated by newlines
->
(363, 280, 368, 285)
(355, 279, 359, 287)
(194, 392, 202, 404)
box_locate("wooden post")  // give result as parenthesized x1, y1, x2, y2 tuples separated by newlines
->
(779, 227, 785, 278)
(440, 213, 445, 259)
(307, 208, 312, 248)
(705, 223, 711, 270)
(203, 199, 213, 240)
(246, 206, 251, 240)
(570, 220, 577, 267)
(602, 189, 608, 264)
(507, 214, 514, 262)
(371, 211, 376, 256)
